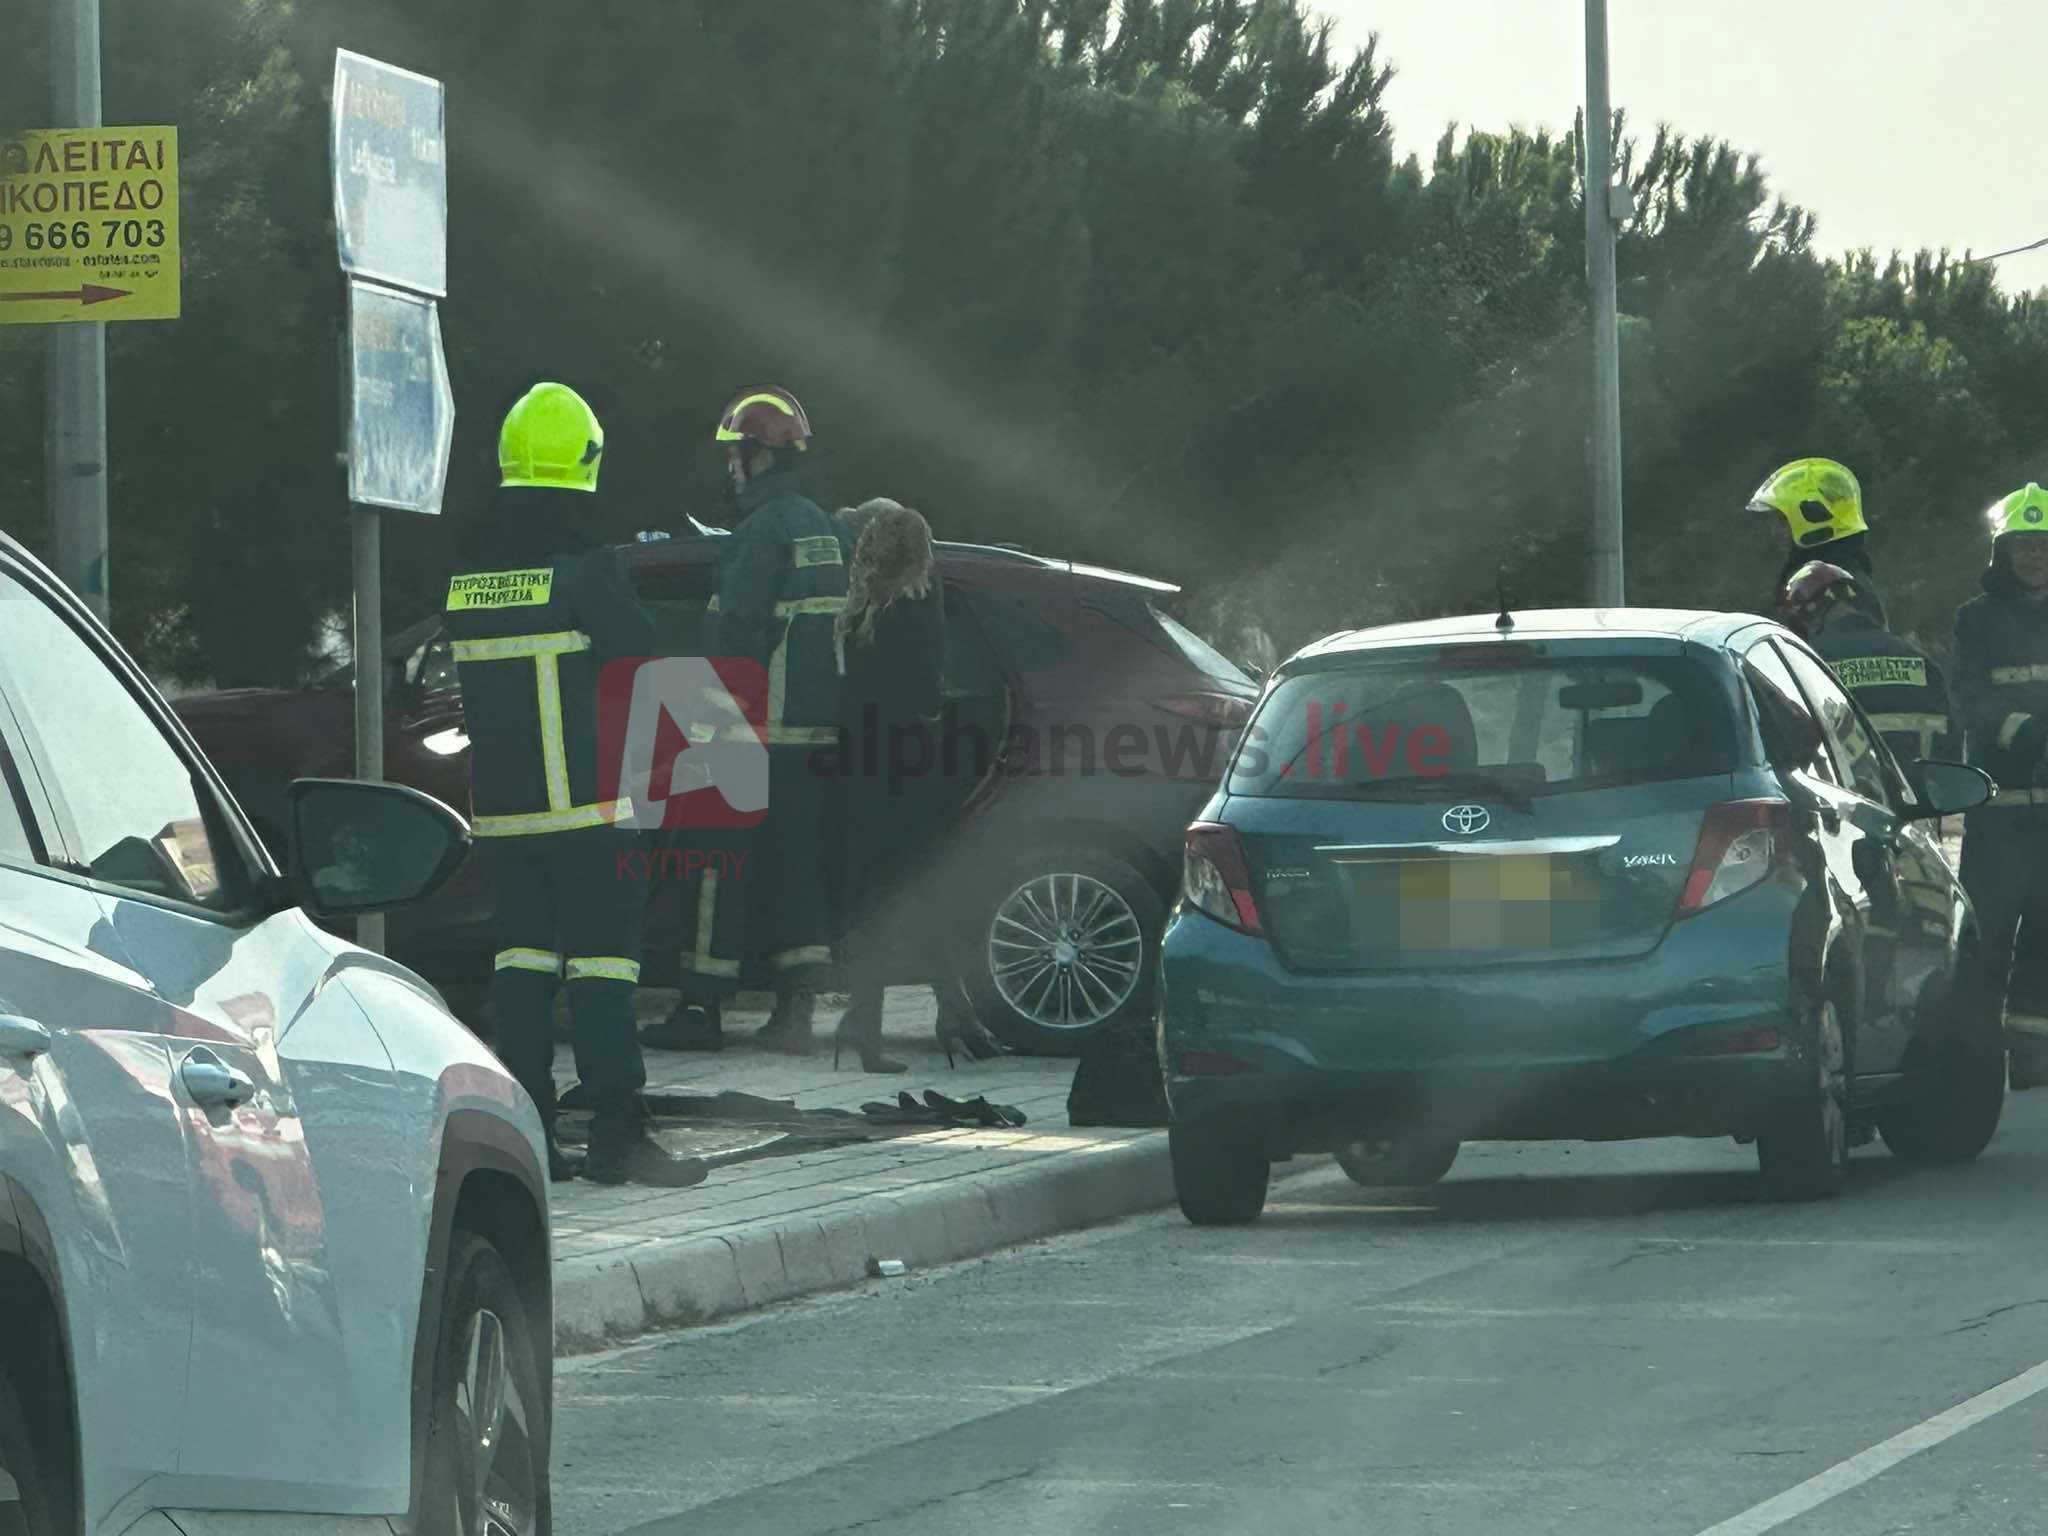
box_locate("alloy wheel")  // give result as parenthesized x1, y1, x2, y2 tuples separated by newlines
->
(451, 1308, 539, 1536)
(988, 872, 1144, 1031)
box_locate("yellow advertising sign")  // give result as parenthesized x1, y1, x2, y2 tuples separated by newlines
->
(0, 126, 181, 324)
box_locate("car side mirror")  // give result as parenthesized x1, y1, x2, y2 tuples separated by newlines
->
(285, 778, 471, 919)
(1903, 759, 1995, 820)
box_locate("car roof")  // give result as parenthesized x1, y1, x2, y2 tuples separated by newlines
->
(620, 532, 1180, 595)
(1289, 607, 1771, 660)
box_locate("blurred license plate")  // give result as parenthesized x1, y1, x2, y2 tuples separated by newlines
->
(1339, 853, 1605, 952)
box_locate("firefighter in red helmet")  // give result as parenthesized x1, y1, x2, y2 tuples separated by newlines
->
(1774, 559, 1957, 768)
(644, 387, 849, 1052)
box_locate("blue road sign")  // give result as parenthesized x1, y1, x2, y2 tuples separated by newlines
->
(331, 50, 446, 297)
(347, 280, 453, 514)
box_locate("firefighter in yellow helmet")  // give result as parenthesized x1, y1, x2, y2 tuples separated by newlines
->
(1748, 457, 1876, 594)
(1954, 483, 2048, 1089)
(446, 382, 706, 1184)
(1750, 458, 1956, 760)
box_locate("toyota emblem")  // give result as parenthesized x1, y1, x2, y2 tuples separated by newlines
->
(1442, 804, 1491, 835)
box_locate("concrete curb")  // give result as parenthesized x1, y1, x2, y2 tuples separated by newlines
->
(552, 1131, 1176, 1354)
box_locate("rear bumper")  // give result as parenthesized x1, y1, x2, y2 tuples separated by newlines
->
(1158, 891, 1810, 1148)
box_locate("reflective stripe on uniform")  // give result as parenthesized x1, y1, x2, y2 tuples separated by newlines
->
(771, 945, 832, 970)
(1990, 664, 2048, 684)
(1866, 711, 1949, 735)
(495, 947, 563, 975)
(686, 867, 740, 978)
(2005, 1011, 2048, 1037)
(1988, 788, 2048, 809)
(1866, 711, 1951, 758)
(449, 630, 591, 663)
(534, 651, 573, 811)
(767, 595, 847, 740)
(472, 800, 632, 837)
(565, 956, 641, 984)
(1998, 712, 2034, 750)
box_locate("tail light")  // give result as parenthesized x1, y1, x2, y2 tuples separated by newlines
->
(1676, 799, 1794, 917)
(1155, 693, 1253, 729)
(1184, 821, 1263, 934)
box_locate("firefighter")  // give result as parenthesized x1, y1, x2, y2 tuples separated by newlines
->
(647, 386, 848, 1052)
(1774, 560, 1958, 765)
(1748, 456, 1879, 598)
(1953, 482, 2048, 1089)
(448, 381, 707, 1185)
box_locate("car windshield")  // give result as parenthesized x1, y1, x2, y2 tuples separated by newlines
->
(1229, 650, 1739, 799)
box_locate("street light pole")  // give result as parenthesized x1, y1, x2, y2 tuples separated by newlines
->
(1584, 0, 1625, 607)
(47, 0, 110, 624)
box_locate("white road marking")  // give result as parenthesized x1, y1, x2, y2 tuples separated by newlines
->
(1689, 1355, 2048, 1536)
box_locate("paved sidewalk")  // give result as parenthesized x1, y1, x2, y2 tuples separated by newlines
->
(546, 989, 1171, 1353)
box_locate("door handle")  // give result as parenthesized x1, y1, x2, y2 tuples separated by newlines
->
(0, 1016, 51, 1060)
(181, 1053, 254, 1109)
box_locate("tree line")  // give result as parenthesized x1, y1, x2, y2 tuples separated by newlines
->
(2, 0, 2042, 686)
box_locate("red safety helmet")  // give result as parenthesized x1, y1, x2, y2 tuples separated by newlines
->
(714, 386, 812, 453)
(1776, 560, 1861, 639)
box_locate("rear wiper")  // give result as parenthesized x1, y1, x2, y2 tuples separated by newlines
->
(1347, 772, 1535, 814)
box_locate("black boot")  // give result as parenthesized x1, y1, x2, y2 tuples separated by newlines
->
(583, 1102, 711, 1188)
(753, 987, 817, 1054)
(640, 997, 723, 1052)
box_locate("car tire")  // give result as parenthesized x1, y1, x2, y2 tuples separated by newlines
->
(1336, 1134, 1460, 1188)
(0, 1367, 57, 1536)
(1756, 1000, 1849, 1202)
(1170, 1121, 1269, 1225)
(1879, 1032, 2006, 1165)
(420, 1232, 551, 1536)
(968, 848, 1165, 1056)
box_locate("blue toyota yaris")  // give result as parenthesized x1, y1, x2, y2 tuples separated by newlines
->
(1157, 608, 2003, 1224)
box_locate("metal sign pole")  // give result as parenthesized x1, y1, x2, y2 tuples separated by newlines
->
(350, 502, 384, 953)
(332, 51, 449, 952)
(47, 0, 109, 621)
(1584, 0, 1625, 607)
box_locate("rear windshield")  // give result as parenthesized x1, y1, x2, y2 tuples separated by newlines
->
(1227, 651, 1738, 800)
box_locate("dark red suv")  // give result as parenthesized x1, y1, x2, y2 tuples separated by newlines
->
(173, 535, 1258, 1052)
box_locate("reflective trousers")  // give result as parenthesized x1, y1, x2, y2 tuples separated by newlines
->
(676, 748, 833, 998)
(1960, 809, 2048, 1055)
(483, 826, 648, 1124)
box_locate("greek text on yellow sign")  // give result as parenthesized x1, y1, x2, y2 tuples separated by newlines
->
(0, 127, 181, 325)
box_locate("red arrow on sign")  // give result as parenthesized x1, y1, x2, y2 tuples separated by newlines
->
(0, 284, 131, 306)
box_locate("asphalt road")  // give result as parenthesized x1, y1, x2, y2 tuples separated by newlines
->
(555, 1093, 2048, 1536)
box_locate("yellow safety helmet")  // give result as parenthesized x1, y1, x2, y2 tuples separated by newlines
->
(1990, 483, 2048, 539)
(499, 382, 603, 493)
(1746, 458, 1866, 549)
